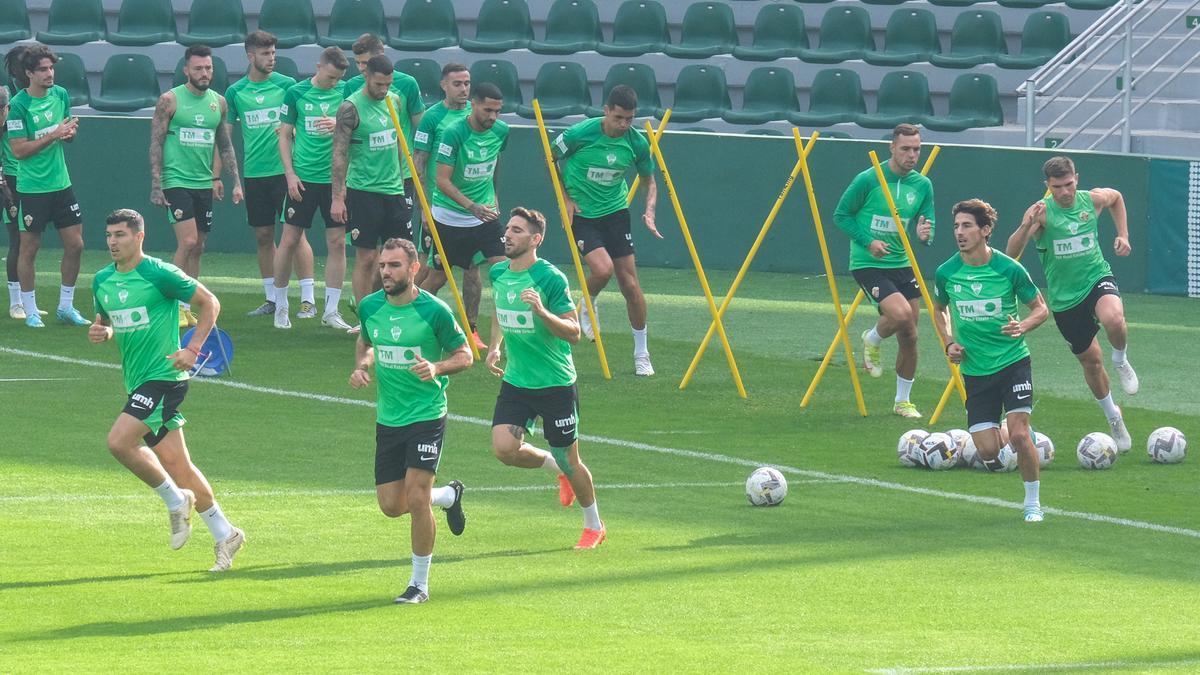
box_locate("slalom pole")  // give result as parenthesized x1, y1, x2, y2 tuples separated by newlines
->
(628, 110, 671, 205)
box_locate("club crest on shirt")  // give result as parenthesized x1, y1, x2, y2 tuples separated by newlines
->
(1067, 221, 1079, 235)
(905, 192, 915, 206)
(507, 290, 517, 304)
(320, 102, 330, 114)
(194, 114, 205, 126)
(1080, 211, 1091, 222)
(255, 95, 265, 104)
(971, 283, 983, 295)
(391, 326, 402, 341)
(606, 153, 616, 166)
(118, 290, 129, 303)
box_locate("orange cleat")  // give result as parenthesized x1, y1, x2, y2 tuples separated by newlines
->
(472, 331, 488, 352)
(574, 524, 606, 550)
(557, 474, 576, 507)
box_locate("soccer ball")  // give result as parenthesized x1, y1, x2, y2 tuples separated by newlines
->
(1147, 426, 1187, 464)
(984, 443, 1019, 472)
(1033, 431, 1055, 468)
(920, 432, 957, 471)
(1077, 432, 1118, 470)
(959, 436, 980, 469)
(946, 429, 972, 467)
(898, 429, 929, 468)
(746, 467, 788, 506)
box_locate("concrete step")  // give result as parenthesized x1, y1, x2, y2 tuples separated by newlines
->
(1056, 65, 1200, 99)
(1018, 95, 1200, 129)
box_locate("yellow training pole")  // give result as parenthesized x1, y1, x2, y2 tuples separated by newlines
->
(385, 96, 478, 361)
(530, 99, 612, 379)
(628, 110, 671, 205)
(645, 121, 747, 398)
(679, 130, 814, 390)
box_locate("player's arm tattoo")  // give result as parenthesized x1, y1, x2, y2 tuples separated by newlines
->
(214, 97, 239, 185)
(331, 101, 357, 201)
(506, 425, 525, 441)
(148, 92, 175, 188)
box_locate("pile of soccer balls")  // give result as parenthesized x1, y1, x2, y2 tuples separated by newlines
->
(896, 426, 1186, 471)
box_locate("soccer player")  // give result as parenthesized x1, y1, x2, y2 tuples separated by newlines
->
(5, 43, 90, 328)
(225, 30, 315, 318)
(1006, 157, 1136, 451)
(486, 207, 605, 550)
(89, 208, 245, 570)
(149, 44, 242, 327)
(1, 75, 27, 320)
(349, 237, 471, 604)
(833, 123, 935, 417)
(419, 82, 508, 350)
(933, 199, 1049, 522)
(550, 85, 660, 376)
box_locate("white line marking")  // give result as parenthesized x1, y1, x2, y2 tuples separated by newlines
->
(867, 657, 1200, 674)
(4, 346, 1199, 540)
(0, 377, 84, 382)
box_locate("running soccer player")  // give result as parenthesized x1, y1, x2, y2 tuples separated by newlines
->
(834, 123, 935, 417)
(1006, 157, 1135, 451)
(225, 30, 315, 318)
(550, 85, 659, 376)
(149, 43, 242, 328)
(5, 43, 90, 328)
(89, 208, 245, 570)
(350, 237, 471, 604)
(273, 46, 350, 330)
(486, 207, 605, 550)
(933, 199, 1049, 522)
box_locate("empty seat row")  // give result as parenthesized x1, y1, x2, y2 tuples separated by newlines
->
(0, 0, 248, 47)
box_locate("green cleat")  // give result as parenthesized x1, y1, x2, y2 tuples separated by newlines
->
(893, 401, 922, 419)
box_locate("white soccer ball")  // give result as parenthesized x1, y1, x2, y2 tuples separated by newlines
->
(920, 432, 958, 471)
(746, 467, 788, 506)
(1077, 432, 1118, 470)
(946, 429, 972, 467)
(1147, 426, 1187, 464)
(983, 443, 1019, 472)
(960, 436, 981, 469)
(898, 429, 929, 468)
(1033, 431, 1055, 468)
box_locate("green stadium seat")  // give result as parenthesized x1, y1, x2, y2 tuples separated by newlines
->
(799, 7, 875, 64)
(792, 0, 836, 5)
(529, 0, 601, 55)
(744, 128, 786, 136)
(273, 56, 302, 81)
(931, 10, 1007, 68)
(178, 0, 247, 47)
(258, 0, 318, 49)
(680, 127, 717, 133)
(998, 0, 1054, 9)
(460, 0, 533, 53)
(37, 0, 107, 45)
(664, 2, 738, 59)
(52, 53, 90, 107)
(998, 12, 1071, 69)
(790, 68, 865, 126)
(666, 64, 730, 122)
(391, 0, 457, 51)
(91, 54, 161, 112)
(319, 0, 388, 48)
(733, 4, 808, 61)
(856, 70, 933, 129)
(596, 1, 670, 57)
(928, 0, 984, 8)
(814, 130, 853, 139)
(108, 0, 176, 46)
(585, 63, 663, 118)
(516, 61, 590, 119)
(722, 66, 799, 125)
(468, 59, 522, 113)
(864, 9, 940, 66)
(924, 73, 1003, 131)
(173, 54, 231, 95)
(397, 59, 444, 107)
(1065, 0, 1119, 9)
(861, 0, 909, 6)
(0, 0, 31, 43)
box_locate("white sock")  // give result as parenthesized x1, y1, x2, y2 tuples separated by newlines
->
(299, 278, 315, 304)
(21, 290, 38, 317)
(262, 277, 275, 302)
(58, 285, 75, 310)
(325, 287, 342, 315)
(582, 295, 597, 319)
(153, 477, 186, 511)
(199, 502, 233, 542)
(539, 451, 562, 478)
(581, 501, 602, 530)
(1112, 347, 1127, 365)
(895, 376, 914, 403)
(410, 553, 431, 591)
(274, 283, 290, 309)
(430, 485, 455, 508)
(632, 326, 648, 357)
(1096, 392, 1121, 420)
(866, 326, 883, 346)
(7, 281, 19, 306)
(1023, 480, 1041, 508)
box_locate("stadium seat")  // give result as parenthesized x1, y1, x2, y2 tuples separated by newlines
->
(0, 0, 31, 43)
(460, 0, 533, 53)
(928, 0, 984, 8)
(666, 64, 731, 122)
(1065, 0, 1119, 9)
(108, 0, 176, 46)
(733, 4, 808, 61)
(516, 61, 590, 119)
(391, 0, 458, 51)
(529, 0, 601, 55)
(664, 2, 738, 59)
(319, 0, 388, 48)
(792, 0, 836, 5)
(931, 11, 1007, 68)
(274, 56, 301, 81)
(178, 0, 247, 47)
(585, 63, 663, 118)
(744, 128, 786, 136)
(790, 68, 866, 126)
(36, 0, 107, 45)
(998, 12, 1071, 69)
(258, 0, 318, 48)
(998, 0, 1054, 9)
(800, 7, 875, 64)
(856, 70, 933, 129)
(52, 53, 90, 106)
(722, 66, 799, 125)
(91, 54, 161, 112)
(173, 54, 231, 95)
(865, 9, 941, 66)
(468, 59, 522, 112)
(596, 1, 670, 57)
(397, 58, 444, 107)
(924, 73, 1003, 131)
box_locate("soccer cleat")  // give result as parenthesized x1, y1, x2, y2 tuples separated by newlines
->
(471, 331, 488, 352)
(634, 354, 655, 377)
(1109, 412, 1133, 453)
(557, 474, 576, 508)
(574, 524, 606, 550)
(297, 300, 317, 319)
(25, 313, 45, 328)
(394, 585, 429, 604)
(184, 310, 199, 327)
(1023, 505, 1044, 523)
(209, 526, 245, 572)
(168, 489, 196, 550)
(347, 324, 362, 335)
(579, 303, 596, 342)
(273, 304, 292, 329)
(9, 304, 25, 320)
(893, 401, 922, 419)
(444, 479, 466, 536)
(322, 311, 353, 331)
(246, 301, 275, 317)
(861, 329, 883, 378)
(1114, 360, 1139, 396)
(178, 306, 189, 329)
(56, 306, 90, 326)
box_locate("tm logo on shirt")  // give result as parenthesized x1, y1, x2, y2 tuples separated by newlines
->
(369, 129, 398, 150)
(107, 307, 151, 332)
(376, 345, 422, 368)
(954, 298, 1003, 321)
(1053, 234, 1095, 257)
(496, 308, 535, 333)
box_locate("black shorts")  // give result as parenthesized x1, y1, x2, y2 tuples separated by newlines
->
(164, 187, 214, 233)
(283, 181, 335, 230)
(16, 186, 82, 233)
(852, 266, 921, 307)
(347, 188, 413, 249)
(963, 356, 1033, 433)
(2, 174, 17, 227)
(244, 175, 288, 228)
(573, 208, 634, 260)
(1052, 276, 1121, 354)
(122, 380, 189, 448)
(375, 416, 446, 484)
(492, 381, 579, 449)
(431, 219, 505, 271)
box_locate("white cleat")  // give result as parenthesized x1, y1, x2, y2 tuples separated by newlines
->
(323, 311, 353, 331)
(296, 300, 317, 319)
(9, 304, 26, 320)
(634, 354, 655, 377)
(1023, 506, 1044, 523)
(1109, 411, 1133, 453)
(209, 527, 245, 572)
(274, 304, 292, 329)
(1114, 359, 1139, 395)
(579, 303, 596, 342)
(861, 330, 883, 378)
(169, 489, 196, 550)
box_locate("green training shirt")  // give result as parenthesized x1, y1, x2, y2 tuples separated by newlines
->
(490, 258, 577, 389)
(1036, 191, 1112, 312)
(359, 288, 467, 427)
(551, 117, 655, 220)
(93, 256, 198, 393)
(413, 100, 471, 157)
(432, 117, 509, 217)
(934, 250, 1040, 377)
(226, 71, 296, 178)
(162, 85, 222, 190)
(346, 90, 405, 195)
(833, 164, 936, 271)
(343, 72, 424, 180)
(280, 78, 344, 184)
(7, 86, 73, 193)
(2, 84, 19, 179)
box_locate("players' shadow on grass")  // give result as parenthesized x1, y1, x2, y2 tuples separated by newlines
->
(0, 567, 271, 592)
